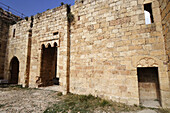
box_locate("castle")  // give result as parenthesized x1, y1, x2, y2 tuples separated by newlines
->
(0, 0, 169, 108)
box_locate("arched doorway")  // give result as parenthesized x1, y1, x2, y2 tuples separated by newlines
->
(9, 57, 19, 84)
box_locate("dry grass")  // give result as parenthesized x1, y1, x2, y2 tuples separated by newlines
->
(44, 93, 143, 113)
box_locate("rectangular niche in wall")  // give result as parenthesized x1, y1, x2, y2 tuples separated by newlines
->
(137, 67, 161, 107)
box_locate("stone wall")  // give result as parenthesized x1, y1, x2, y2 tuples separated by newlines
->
(158, 0, 170, 86)
(4, 19, 31, 85)
(0, 17, 9, 79)
(28, 5, 69, 94)
(5, 5, 69, 92)
(3, 0, 170, 108)
(70, 0, 170, 107)
(0, 9, 20, 79)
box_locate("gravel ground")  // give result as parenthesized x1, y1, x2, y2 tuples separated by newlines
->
(0, 86, 167, 113)
(0, 86, 60, 113)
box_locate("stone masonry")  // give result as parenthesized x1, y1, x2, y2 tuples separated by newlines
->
(158, 0, 170, 86)
(0, 8, 20, 79)
(1, 0, 170, 108)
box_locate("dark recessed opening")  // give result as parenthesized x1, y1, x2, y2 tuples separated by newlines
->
(10, 57, 19, 84)
(78, 16, 80, 21)
(28, 30, 32, 37)
(53, 32, 59, 36)
(13, 29, 15, 37)
(137, 67, 161, 107)
(144, 3, 154, 24)
(40, 44, 58, 87)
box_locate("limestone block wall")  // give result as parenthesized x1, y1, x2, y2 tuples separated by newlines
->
(0, 17, 10, 79)
(4, 19, 31, 85)
(28, 5, 69, 94)
(158, 0, 170, 86)
(70, 0, 170, 107)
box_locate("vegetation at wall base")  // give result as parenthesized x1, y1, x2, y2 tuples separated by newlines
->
(44, 93, 143, 113)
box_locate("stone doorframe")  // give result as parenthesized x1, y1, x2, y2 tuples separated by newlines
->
(132, 56, 170, 107)
(37, 40, 60, 85)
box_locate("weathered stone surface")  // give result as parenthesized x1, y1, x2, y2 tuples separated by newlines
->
(1, 0, 169, 108)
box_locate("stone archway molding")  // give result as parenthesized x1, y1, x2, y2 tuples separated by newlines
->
(132, 56, 164, 68)
(137, 57, 158, 67)
(40, 39, 60, 48)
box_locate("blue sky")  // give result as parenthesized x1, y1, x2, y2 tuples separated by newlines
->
(0, 0, 75, 17)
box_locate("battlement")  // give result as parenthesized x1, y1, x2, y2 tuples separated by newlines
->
(75, 0, 97, 4)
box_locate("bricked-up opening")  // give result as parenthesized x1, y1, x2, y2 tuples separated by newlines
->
(144, 3, 154, 24)
(9, 57, 19, 84)
(40, 43, 58, 86)
(137, 67, 161, 106)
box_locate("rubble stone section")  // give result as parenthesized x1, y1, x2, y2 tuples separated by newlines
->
(2, 0, 170, 108)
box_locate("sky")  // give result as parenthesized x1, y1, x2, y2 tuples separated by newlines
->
(0, 0, 75, 17)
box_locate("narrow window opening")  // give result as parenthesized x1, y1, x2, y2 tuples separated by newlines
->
(144, 3, 154, 24)
(13, 29, 15, 37)
(53, 32, 59, 36)
(78, 16, 80, 21)
(28, 29, 32, 37)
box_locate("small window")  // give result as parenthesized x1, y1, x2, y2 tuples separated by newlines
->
(144, 3, 154, 24)
(53, 32, 59, 36)
(78, 16, 80, 21)
(13, 29, 15, 37)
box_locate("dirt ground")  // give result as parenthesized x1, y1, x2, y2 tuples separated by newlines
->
(0, 85, 60, 113)
(0, 85, 168, 113)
